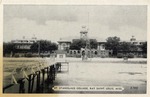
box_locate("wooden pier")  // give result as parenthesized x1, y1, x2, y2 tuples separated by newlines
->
(3, 60, 68, 93)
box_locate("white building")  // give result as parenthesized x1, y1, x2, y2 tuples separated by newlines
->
(57, 39, 71, 51)
(11, 36, 38, 50)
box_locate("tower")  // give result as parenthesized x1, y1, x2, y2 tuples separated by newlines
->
(80, 26, 91, 60)
(80, 26, 88, 40)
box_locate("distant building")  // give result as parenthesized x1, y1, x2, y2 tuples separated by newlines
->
(118, 36, 146, 57)
(11, 36, 38, 53)
(130, 36, 146, 46)
(58, 39, 71, 51)
(55, 50, 67, 62)
(57, 26, 110, 58)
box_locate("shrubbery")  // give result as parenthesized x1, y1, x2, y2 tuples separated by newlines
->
(101, 56, 105, 58)
(143, 54, 147, 58)
(117, 53, 123, 58)
(14, 54, 20, 58)
(25, 53, 32, 57)
(76, 54, 81, 58)
(127, 53, 134, 58)
(40, 54, 50, 58)
(117, 53, 134, 58)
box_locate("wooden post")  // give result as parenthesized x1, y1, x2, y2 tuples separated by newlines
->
(46, 67, 49, 84)
(53, 65, 56, 80)
(41, 69, 45, 92)
(36, 71, 41, 93)
(59, 63, 61, 72)
(3, 84, 14, 93)
(50, 66, 53, 84)
(28, 75, 32, 93)
(19, 80, 25, 93)
(30, 74, 35, 93)
(47, 67, 50, 82)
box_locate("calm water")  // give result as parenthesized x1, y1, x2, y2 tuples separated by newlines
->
(3, 58, 147, 93)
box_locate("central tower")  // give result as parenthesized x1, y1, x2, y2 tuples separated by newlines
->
(80, 26, 91, 60)
(80, 26, 88, 40)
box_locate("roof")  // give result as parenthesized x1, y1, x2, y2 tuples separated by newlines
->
(57, 38, 72, 43)
(80, 31, 88, 33)
(55, 50, 67, 54)
(96, 38, 106, 42)
(57, 40, 71, 43)
(120, 40, 147, 43)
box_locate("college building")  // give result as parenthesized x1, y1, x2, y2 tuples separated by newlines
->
(57, 26, 146, 58)
(11, 35, 38, 53)
(8, 26, 146, 58)
(57, 26, 110, 58)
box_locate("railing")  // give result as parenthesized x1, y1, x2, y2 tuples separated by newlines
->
(3, 61, 61, 93)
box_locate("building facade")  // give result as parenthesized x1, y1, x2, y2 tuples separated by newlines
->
(118, 36, 146, 57)
(58, 40, 71, 51)
(58, 26, 110, 58)
(11, 36, 37, 50)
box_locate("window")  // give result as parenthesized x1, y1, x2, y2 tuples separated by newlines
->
(95, 51, 98, 55)
(70, 51, 72, 54)
(62, 43, 66, 47)
(82, 51, 85, 55)
(67, 50, 69, 53)
(59, 54, 63, 58)
(78, 50, 80, 53)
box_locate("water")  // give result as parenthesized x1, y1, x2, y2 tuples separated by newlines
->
(3, 58, 147, 94)
(54, 61, 146, 94)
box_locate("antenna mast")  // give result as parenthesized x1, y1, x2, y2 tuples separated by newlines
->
(88, 12, 89, 31)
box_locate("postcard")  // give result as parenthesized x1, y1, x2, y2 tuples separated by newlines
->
(0, 0, 150, 97)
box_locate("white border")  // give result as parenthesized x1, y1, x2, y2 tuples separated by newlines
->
(0, 0, 150, 97)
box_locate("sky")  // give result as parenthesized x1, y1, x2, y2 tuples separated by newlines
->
(3, 5, 147, 43)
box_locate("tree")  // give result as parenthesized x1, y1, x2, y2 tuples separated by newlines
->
(30, 40, 58, 53)
(48, 43, 58, 52)
(30, 42, 38, 53)
(118, 42, 138, 54)
(118, 42, 131, 52)
(141, 42, 147, 54)
(70, 39, 86, 50)
(130, 43, 138, 51)
(70, 39, 98, 50)
(3, 42, 16, 56)
(105, 36, 120, 56)
(90, 39, 98, 49)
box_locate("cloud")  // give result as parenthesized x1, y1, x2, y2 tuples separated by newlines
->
(3, 5, 147, 42)
(4, 5, 78, 25)
(3, 18, 81, 42)
(89, 5, 147, 31)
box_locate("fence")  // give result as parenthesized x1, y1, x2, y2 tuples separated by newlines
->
(3, 61, 61, 93)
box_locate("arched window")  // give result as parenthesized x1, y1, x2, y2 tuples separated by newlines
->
(70, 51, 72, 54)
(95, 51, 98, 55)
(74, 51, 76, 54)
(82, 51, 85, 56)
(78, 50, 80, 53)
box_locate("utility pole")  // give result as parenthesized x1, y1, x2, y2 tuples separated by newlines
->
(38, 41, 40, 57)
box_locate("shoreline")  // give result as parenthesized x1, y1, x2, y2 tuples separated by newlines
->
(3, 57, 147, 64)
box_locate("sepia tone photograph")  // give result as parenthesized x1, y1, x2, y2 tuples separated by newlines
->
(3, 5, 147, 94)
